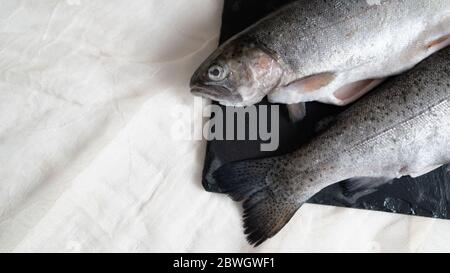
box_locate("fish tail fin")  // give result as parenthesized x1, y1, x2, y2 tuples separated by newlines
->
(242, 190, 301, 246)
(214, 158, 302, 246)
(214, 159, 274, 202)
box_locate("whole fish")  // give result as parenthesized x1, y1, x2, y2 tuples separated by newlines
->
(214, 46, 450, 246)
(191, 0, 450, 119)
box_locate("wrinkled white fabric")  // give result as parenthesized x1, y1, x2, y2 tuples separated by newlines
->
(0, 0, 449, 253)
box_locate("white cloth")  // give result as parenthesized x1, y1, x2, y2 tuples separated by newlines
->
(0, 0, 449, 253)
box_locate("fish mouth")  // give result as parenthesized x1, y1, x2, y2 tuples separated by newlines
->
(190, 84, 242, 104)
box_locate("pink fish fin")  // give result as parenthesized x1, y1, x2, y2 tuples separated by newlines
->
(268, 72, 335, 104)
(285, 72, 336, 93)
(425, 35, 450, 51)
(333, 78, 385, 105)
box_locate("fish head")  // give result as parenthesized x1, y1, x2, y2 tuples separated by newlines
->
(190, 39, 283, 106)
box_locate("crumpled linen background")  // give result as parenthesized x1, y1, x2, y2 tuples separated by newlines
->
(0, 0, 449, 252)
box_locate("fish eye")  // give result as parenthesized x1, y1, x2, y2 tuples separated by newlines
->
(208, 65, 228, 81)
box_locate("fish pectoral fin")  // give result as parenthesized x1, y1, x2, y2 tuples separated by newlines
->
(286, 102, 307, 123)
(342, 177, 392, 194)
(268, 72, 335, 104)
(287, 72, 336, 92)
(214, 158, 302, 246)
(333, 78, 385, 105)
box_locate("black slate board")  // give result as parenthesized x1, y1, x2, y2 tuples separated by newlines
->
(201, 0, 450, 219)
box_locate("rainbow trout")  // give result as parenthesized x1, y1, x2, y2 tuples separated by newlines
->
(214, 46, 450, 246)
(191, 0, 450, 120)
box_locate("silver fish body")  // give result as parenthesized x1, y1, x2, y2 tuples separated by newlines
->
(191, 0, 450, 108)
(215, 46, 450, 246)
